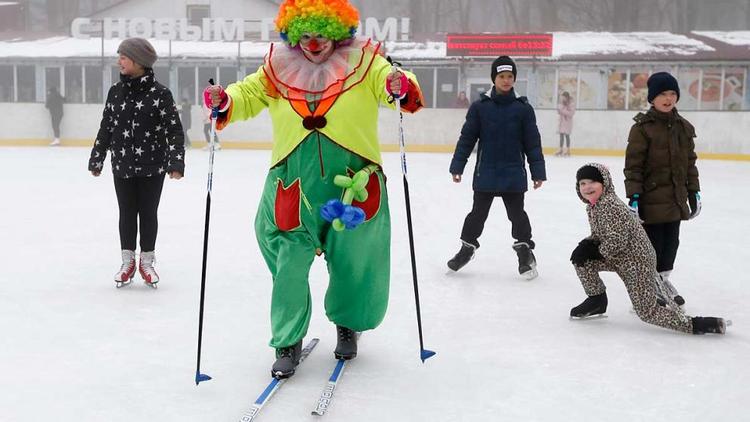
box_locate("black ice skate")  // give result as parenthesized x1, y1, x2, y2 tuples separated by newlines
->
(659, 272, 685, 306)
(334, 325, 358, 360)
(692, 317, 730, 335)
(512, 241, 538, 280)
(271, 340, 302, 379)
(570, 292, 608, 319)
(447, 241, 477, 272)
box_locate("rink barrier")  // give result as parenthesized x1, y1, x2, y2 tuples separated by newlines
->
(2, 139, 749, 161)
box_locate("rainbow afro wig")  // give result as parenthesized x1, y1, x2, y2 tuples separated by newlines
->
(275, 0, 360, 46)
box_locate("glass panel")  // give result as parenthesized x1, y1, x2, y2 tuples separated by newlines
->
(46, 67, 61, 93)
(557, 69, 577, 107)
(607, 69, 627, 110)
(197, 67, 215, 104)
(17, 65, 36, 102)
(700, 68, 723, 111)
(177, 67, 196, 105)
(534, 68, 556, 108)
(0, 65, 13, 102)
(220, 66, 238, 86)
(435, 68, 458, 109)
(85, 66, 103, 103)
(514, 67, 528, 97)
(153, 67, 170, 87)
(410, 68, 433, 108)
(577, 69, 602, 109)
(745, 69, 750, 110)
(468, 82, 490, 103)
(723, 68, 745, 111)
(111, 66, 121, 86)
(65, 65, 83, 103)
(677, 68, 701, 110)
(629, 70, 649, 111)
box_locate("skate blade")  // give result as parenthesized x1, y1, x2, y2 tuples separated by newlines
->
(144, 281, 159, 289)
(569, 314, 608, 320)
(115, 279, 133, 288)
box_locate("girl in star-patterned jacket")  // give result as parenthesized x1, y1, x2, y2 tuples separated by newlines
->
(88, 37, 185, 288)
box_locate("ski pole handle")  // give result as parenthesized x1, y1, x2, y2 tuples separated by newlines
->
(207, 78, 219, 119)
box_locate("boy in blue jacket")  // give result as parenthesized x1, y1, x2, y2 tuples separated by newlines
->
(448, 56, 546, 279)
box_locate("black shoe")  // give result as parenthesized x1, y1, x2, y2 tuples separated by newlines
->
(692, 317, 726, 335)
(271, 340, 302, 379)
(334, 325, 358, 360)
(447, 241, 476, 272)
(512, 241, 538, 279)
(570, 292, 608, 318)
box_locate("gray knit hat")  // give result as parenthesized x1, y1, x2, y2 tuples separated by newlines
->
(117, 37, 157, 68)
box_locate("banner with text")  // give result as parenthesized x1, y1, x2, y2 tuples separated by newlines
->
(446, 34, 553, 57)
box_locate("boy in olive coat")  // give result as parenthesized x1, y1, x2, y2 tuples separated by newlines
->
(624, 72, 700, 307)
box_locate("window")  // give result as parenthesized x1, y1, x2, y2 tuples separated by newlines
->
(187, 5, 210, 27)
(154, 67, 171, 88)
(220, 66, 239, 86)
(558, 69, 577, 108)
(178, 67, 196, 105)
(85, 66, 103, 103)
(65, 65, 83, 103)
(677, 68, 700, 111)
(0, 65, 13, 102)
(45, 67, 61, 96)
(607, 69, 627, 110)
(410, 68, 434, 108)
(435, 68, 458, 108)
(17, 65, 36, 102)
(629, 69, 650, 111)
(723, 68, 745, 111)
(514, 67, 528, 98)
(534, 68, 556, 108)
(577, 69, 604, 109)
(700, 68, 723, 111)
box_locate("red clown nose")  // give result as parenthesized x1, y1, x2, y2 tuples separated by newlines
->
(308, 38, 320, 51)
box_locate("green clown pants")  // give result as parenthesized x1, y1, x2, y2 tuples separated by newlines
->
(255, 132, 391, 349)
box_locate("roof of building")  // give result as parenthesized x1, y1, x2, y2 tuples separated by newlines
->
(1, 31, 749, 62)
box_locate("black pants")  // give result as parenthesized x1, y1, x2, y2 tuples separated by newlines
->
(51, 114, 62, 138)
(203, 123, 219, 144)
(460, 191, 532, 248)
(643, 221, 681, 272)
(113, 175, 166, 252)
(559, 133, 570, 148)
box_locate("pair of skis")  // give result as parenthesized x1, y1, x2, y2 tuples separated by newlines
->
(238, 338, 350, 421)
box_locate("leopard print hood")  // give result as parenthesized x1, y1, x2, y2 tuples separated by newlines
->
(576, 162, 616, 204)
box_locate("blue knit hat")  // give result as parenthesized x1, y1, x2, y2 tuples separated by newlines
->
(647, 72, 680, 103)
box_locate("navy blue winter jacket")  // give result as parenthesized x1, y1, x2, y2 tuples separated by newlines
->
(449, 88, 546, 192)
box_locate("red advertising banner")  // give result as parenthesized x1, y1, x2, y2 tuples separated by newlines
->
(446, 33, 553, 57)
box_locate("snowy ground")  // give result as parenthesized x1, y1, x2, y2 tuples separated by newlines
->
(1, 147, 748, 422)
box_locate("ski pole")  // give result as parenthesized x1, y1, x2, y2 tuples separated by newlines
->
(195, 78, 219, 385)
(391, 65, 436, 363)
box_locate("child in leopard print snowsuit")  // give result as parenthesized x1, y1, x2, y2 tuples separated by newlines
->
(569, 163, 726, 335)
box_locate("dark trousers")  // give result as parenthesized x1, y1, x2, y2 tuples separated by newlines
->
(51, 114, 62, 137)
(559, 133, 570, 148)
(203, 123, 219, 144)
(643, 221, 681, 272)
(113, 175, 166, 252)
(460, 191, 532, 248)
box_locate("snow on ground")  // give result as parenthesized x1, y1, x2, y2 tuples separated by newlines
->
(0, 147, 747, 421)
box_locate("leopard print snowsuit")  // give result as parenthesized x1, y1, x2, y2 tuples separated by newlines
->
(574, 163, 693, 333)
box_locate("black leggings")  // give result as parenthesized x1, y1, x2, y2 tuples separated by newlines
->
(113, 175, 166, 252)
(643, 221, 681, 272)
(460, 191, 533, 248)
(559, 133, 570, 148)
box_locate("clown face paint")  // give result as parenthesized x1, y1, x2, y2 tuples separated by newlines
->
(299, 33, 334, 64)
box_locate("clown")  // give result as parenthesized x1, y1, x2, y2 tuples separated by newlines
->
(205, 0, 423, 378)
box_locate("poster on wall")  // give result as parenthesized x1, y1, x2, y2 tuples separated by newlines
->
(700, 69, 723, 110)
(607, 70, 626, 110)
(557, 70, 577, 107)
(577, 70, 601, 109)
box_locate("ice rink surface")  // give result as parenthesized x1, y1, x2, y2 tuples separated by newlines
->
(1, 147, 747, 421)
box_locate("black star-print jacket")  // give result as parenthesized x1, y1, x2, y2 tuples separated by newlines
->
(88, 69, 185, 178)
